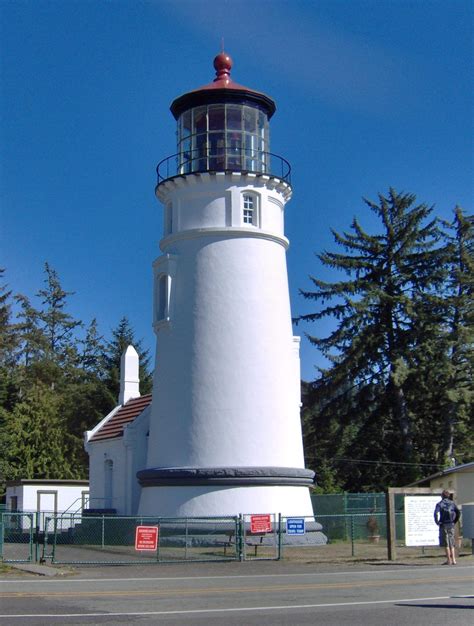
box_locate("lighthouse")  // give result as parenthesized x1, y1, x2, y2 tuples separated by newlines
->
(137, 52, 315, 518)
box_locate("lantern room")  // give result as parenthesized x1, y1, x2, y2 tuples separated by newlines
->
(156, 53, 291, 185)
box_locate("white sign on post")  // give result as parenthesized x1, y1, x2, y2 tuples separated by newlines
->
(404, 496, 440, 546)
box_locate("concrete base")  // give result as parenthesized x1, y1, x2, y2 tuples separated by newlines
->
(138, 483, 315, 518)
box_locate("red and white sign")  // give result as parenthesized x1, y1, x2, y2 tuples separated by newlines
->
(250, 514, 272, 534)
(135, 525, 159, 551)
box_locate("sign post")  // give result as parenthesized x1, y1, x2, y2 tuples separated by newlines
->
(386, 487, 438, 560)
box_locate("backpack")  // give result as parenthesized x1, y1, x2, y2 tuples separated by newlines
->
(439, 499, 457, 524)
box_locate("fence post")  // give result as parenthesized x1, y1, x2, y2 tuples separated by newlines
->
(0, 512, 3, 560)
(185, 518, 188, 561)
(238, 514, 244, 561)
(351, 515, 355, 556)
(386, 489, 396, 561)
(156, 519, 161, 563)
(278, 513, 282, 560)
(101, 515, 105, 549)
(34, 511, 40, 562)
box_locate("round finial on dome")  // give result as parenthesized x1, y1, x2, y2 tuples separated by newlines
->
(213, 52, 233, 81)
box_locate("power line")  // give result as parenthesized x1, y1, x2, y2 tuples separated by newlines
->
(332, 458, 444, 468)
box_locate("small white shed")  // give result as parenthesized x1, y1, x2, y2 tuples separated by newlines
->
(5, 479, 89, 530)
(407, 461, 474, 506)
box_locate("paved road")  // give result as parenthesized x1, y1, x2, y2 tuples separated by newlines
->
(0, 561, 473, 625)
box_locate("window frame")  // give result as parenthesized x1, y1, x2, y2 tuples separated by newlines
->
(242, 192, 259, 227)
(164, 202, 173, 236)
(152, 254, 177, 331)
(156, 273, 170, 322)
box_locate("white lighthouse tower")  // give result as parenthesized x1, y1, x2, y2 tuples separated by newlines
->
(137, 52, 314, 518)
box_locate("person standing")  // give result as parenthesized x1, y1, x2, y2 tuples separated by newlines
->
(434, 490, 461, 565)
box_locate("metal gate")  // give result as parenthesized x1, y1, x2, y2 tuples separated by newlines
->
(0, 512, 35, 563)
(242, 513, 279, 560)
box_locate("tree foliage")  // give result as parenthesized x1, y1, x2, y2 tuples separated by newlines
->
(299, 190, 473, 491)
(0, 264, 153, 493)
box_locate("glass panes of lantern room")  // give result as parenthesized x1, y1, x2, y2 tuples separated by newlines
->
(177, 104, 270, 174)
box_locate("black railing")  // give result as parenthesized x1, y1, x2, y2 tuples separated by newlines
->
(156, 149, 291, 186)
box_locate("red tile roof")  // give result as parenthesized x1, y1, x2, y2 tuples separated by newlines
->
(89, 394, 152, 442)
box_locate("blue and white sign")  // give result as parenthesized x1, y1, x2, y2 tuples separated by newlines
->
(286, 518, 305, 535)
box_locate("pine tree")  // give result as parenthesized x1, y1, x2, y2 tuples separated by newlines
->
(439, 208, 473, 463)
(15, 294, 46, 368)
(80, 318, 106, 377)
(36, 263, 82, 366)
(298, 189, 446, 488)
(0, 269, 18, 366)
(1, 383, 82, 480)
(0, 269, 20, 411)
(103, 317, 152, 401)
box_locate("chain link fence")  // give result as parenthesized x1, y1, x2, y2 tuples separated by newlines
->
(0, 512, 35, 562)
(40, 514, 240, 564)
(311, 493, 386, 516)
(2, 497, 468, 565)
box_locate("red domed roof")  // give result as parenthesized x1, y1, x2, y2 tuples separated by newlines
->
(195, 51, 252, 91)
(170, 52, 276, 120)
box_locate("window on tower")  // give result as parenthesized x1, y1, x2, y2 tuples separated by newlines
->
(153, 254, 176, 332)
(164, 202, 173, 236)
(157, 274, 169, 321)
(242, 193, 259, 227)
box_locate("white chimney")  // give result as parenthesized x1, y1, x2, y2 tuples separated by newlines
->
(119, 345, 140, 405)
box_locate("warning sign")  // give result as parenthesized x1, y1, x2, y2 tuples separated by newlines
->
(250, 514, 272, 534)
(135, 525, 159, 551)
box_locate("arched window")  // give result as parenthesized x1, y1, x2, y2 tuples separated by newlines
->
(157, 274, 169, 321)
(104, 459, 113, 509)
(164, 202, 173, 236)
(152, 254, 176, 332)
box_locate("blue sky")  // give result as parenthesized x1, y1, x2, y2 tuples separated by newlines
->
(1, 0, 472, 381)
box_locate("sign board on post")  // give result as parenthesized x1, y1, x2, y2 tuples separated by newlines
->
(404, 496, 440, 546)
(135, 525, 159, 551)
(250, 514, 272, 534)
(286, 518, 305, 535)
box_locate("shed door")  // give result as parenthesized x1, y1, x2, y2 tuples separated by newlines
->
(37, 490, 58, 531)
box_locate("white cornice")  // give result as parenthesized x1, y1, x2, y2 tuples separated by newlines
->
(160, 227, 289, 252)
(156, 171, 292, 203)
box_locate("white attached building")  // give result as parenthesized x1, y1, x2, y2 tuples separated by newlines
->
(85, 346, 152, 515)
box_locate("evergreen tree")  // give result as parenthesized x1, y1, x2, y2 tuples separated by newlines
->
(298, 189, 446, 488)
(0, 269, 20, 411)
(0, 269, 18, 366)
(36, 263, 82, 365)
(438, 208, 473, 463)
(103, 317, 152, 401)
(80, 318, 106, 377)
(1, 383, 82, 480)
(59, 380, 116, 471)
(15, 294, 46, 368)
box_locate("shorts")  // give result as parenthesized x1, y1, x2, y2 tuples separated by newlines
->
(440, 524, 455, 548)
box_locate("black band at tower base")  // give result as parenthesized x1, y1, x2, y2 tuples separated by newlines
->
(137, 466, 315, 488)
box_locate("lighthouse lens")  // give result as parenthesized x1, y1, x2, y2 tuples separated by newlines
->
(226, 106, 242, 130)
(177, 103, 270, 175)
